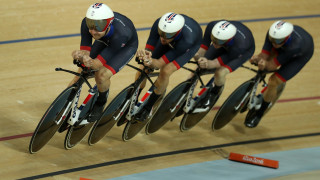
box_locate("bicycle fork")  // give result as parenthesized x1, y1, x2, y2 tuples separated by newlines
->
(67, 85, 98, 126)
(54, 86, 83, 125)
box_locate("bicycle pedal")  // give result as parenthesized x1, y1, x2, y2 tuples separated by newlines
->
(192, 107, 210, 113)
(75, 119, 91, 126)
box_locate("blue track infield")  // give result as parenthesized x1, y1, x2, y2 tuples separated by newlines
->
(109, 147, 320, 180)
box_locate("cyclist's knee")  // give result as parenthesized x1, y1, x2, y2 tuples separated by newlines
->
(214, 67, 229, 83)
(95, 68, 113, 84)
(159, 64, 176, 78)
(268, 74, 284, 88)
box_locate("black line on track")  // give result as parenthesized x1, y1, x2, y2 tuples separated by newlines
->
(19, 132, 320, 180)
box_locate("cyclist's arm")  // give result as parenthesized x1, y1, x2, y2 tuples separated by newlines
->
(253, 52, 278, 71)
(194, 47, 207, 61)
(72, 50, 90, 61)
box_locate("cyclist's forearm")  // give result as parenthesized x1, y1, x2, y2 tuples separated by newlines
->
(194, 48, 207, 61)
(207, 59, 221, 69)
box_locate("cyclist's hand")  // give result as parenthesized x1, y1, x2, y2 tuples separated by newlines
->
(83, 55, 93, 68)
(136, 50, 145, 62)
(198, 57, 208, 69)
(257, 59, 266, 70)
(249, 55, 261, 65)
(143, 57, 152, 67)
(72, 50, 84, 62)
(144, 50, 152, 59)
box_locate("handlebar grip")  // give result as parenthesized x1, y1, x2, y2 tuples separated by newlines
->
(135, 56, 144, 65)
(73, 59, 82, 66)
(189, 61, 198, 65)
(250, 62, 258, 66)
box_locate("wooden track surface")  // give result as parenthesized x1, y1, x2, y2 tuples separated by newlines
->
(0, 0, 319, 179)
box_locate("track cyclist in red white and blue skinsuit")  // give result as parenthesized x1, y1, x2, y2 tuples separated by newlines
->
(134, 12, 203, 123)
(70, 3, 138, 125)
(246, 20, 314, 128)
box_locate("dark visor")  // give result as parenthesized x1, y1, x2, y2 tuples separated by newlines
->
(86, 18, 113, 32)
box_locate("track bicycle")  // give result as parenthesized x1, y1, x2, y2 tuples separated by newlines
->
(29, 60, 98, 153)
(88, 57, 161, 144)
(212, 65, 285, 130)
(145, 61, 222, 134)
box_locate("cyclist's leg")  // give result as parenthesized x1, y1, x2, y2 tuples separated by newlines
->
(89, 67, 112, 122)
(134, 59, 170, 122)
(90, 46, 137, 122)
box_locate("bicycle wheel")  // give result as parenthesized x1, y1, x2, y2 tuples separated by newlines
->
(88, 86, 134, 145)
(179, 86, 223, 132)
(145, 81, 191, 134)
(212, 80, 252, 131)
(122, 93, 165, 141)
(29, 87, 75, 154)
(64, 94, 98, 150)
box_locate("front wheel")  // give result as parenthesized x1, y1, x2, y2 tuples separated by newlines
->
(180, 86, 223, 132)
(212, 80, 252, 131)
(145, 81, 191, 134)
(64, 94, 98, 150)
(29, 87, 75, 154)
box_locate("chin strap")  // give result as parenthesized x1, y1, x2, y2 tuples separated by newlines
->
(104, 24, 114, 38)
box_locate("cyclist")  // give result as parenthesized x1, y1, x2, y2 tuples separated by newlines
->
(134, 12, 202, 123)
(195, 20, 255, 110)
(70, 3, 138, 124)
(245, 20, 314, 128)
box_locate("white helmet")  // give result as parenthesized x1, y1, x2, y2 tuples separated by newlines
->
(211, 21, 237, 45)
(85, 3, 114, 32)
(158, 12, 185, 39)
(268, 20, 294, 44)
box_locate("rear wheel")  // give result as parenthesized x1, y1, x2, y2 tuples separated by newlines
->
(145, 81, 191, 134)
(88, 86, 134, 145)
(180, 86, 223, 132)
(29, 87, 75, 154)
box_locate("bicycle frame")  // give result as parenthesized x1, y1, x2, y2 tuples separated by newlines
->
(172, 64, 215, 114)
(112, 60, 158, 122)
(68, 84, 98, 125)
(126, 85, 156, 120)
(233, 65, 269, 112)
(54, 62, 97, 126)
